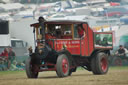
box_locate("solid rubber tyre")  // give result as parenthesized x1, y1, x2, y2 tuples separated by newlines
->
(91, 52, 109, 75)
(25, 57, 39, 78)
(56, 54, 70, 77)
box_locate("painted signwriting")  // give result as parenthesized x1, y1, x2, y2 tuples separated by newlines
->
(55, 40, 80, 54)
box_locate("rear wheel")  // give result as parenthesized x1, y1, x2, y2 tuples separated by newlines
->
(91, 52, 109, 75)
(25, 57, 39, 78)
(56, 54, 70, 77)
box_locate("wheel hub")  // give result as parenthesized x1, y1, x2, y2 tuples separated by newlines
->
(62, 58, 69, 74)
(101, 57, 107, 72)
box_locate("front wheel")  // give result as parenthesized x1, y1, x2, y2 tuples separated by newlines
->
(25, 57, 39, 78)
(91, 52, 109, 75)
(56, 54, 70, 77)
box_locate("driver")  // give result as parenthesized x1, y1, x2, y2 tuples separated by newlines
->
(77, 24, 85, 38)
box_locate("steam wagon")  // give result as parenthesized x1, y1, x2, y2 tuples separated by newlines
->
(25, 20, 113, 78)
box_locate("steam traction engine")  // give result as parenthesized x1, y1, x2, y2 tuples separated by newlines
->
(25, 20, 113, 78)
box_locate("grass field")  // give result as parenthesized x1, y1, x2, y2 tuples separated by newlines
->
(0, 66, 128, 85)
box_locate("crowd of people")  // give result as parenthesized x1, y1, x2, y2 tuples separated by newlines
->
(0, 47, 26, 71)
(0, 47, 16, 70)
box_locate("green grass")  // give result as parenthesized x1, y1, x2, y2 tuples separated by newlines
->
(110, 66, 128, 70)
(0, 70, 25, 75)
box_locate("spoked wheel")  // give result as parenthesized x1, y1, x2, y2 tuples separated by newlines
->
(91, 52, 109, 75)
(112, 57, 122, 66)
(25, 57, 39, 78)
(56, 54, 70, 77)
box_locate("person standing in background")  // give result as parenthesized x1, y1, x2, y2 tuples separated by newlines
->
(0, 48, 9, 69)
(8, 47, 16, 69)
(0, 48, 9, 60)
